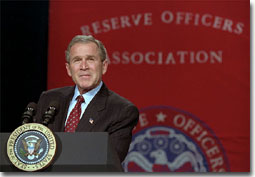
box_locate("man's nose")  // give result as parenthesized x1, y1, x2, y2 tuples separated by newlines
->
(80, 59, 88, 69)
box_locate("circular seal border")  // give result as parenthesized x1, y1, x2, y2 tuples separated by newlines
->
(7, 123, 57, 171)
(131, 105, 230, 172)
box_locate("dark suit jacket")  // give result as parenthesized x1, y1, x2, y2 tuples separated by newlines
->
(34, 83, 139, 163)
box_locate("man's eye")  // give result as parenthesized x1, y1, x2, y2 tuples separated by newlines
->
(87, 58, 96, 62)
(73, 58, 81, 63)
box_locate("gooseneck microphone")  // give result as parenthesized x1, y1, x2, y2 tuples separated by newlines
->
(42, 101, 59, 126)
(22, 102, 37, 125)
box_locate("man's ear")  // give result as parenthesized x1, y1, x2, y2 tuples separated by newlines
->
(102, 59, 108, 75)
(65, 63, 72, 77)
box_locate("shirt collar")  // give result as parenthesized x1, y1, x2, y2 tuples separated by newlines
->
(73, 81, 103, 103)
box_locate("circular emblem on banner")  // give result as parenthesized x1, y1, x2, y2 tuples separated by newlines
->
(123, 106, 230, 172)
(7, 123, 56, 171)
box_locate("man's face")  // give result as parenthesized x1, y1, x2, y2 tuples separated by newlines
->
(66, 42, 108, 94)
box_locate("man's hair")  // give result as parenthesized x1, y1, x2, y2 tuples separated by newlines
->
(65, 35, 107, 63)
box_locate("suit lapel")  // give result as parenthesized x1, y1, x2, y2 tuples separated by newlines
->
(76, 83, 109, 132)
(56, 86, 75, 132)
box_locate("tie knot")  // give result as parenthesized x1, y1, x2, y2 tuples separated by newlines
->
(76, 95, 85, 103)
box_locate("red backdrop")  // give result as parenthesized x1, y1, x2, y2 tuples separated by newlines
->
(47, 0, 250, 172)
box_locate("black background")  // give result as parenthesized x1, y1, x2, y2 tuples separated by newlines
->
(1, 1, 49, 132)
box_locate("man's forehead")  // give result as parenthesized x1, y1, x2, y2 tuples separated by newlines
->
(70, 44, 99, 56)
(71, 54, 97, 59)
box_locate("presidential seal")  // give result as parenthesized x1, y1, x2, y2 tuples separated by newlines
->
(123, 106, 230, 172)
(7, 123, 56, 171)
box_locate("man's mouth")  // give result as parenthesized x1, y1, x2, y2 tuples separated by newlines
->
(80, 74, 90, 78)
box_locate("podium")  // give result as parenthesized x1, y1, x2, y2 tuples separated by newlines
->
(0, 132, 123, 172)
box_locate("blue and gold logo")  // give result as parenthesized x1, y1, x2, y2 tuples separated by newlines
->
(7, 123, 56, 171)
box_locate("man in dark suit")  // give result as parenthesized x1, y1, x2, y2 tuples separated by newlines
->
(34, 35, 139, 163)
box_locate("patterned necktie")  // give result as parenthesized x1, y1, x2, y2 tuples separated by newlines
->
(65, 95, 85, 132)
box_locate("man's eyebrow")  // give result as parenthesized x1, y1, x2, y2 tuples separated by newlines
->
(71, 56, 82, 60)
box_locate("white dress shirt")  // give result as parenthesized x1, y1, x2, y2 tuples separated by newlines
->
(65, 81, 103, 125)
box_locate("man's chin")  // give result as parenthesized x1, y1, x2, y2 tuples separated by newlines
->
(77, 84, 94, 94)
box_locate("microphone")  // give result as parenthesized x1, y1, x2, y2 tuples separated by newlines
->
(22, 102, 37, 125)
(42, 101, 59, 126)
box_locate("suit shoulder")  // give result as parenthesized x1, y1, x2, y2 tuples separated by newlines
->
(108, 90, 137, 108)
